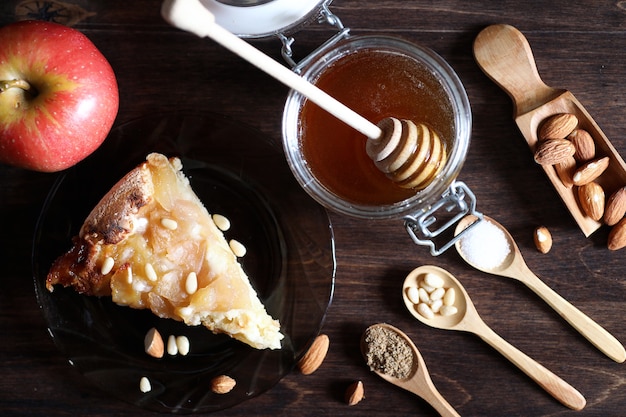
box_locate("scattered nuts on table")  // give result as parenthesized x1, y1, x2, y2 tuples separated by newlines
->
(345, 380, 364, 406)
(534, 226, 553, 254)
(297, 334, 330, 375)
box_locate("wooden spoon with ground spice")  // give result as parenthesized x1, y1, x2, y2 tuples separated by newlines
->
(361, 323, 461, 417)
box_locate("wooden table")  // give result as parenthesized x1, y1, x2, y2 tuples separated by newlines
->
(2, 1, 625, 415)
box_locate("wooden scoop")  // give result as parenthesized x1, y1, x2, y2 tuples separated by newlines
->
(473, 24, 626, 236)
(161, 0, 447, 189)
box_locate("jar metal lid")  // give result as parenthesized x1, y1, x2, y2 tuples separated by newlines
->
(201, 0, 333, 38)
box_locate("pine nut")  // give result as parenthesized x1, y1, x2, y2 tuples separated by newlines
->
(430, 287, 445, 301)
(417, 303, 434, 319)
(420, 282, 436, 293)
(139, 376, 151, 393)
(406, 287, 420, 304)
(212, 214, 231, 231)
(145, 263, 157, 282)
(418, 287, 430, 303)
(440, 305, 458, 317)
(176, 335, 190, 356)
(424, 273, 444, 288)
(101, 257, 114, 275)
(185, 272, 198, 295)
(160, 218, 178, 230)
(229, 239, 247, 257)
(443, 287, 456, 306)
(167, 335, 178, 355)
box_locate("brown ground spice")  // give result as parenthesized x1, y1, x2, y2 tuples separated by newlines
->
(363, 325, 414, 379)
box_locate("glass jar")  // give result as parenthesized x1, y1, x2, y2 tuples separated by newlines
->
(199, 0, 483, 254)
(282, 34, 481, 255)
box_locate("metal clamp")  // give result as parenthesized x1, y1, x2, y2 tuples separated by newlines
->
(278, 3, 349, 69)
(404, 181, 483, 256)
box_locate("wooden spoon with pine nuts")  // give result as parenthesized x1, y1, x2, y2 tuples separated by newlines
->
(403, 265, 587, 411)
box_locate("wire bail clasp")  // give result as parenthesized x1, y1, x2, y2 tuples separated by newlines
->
(404, 181, 483, 256)
(278, 2, 348, 69)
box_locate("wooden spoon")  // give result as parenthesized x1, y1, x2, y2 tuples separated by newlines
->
(473, 24, 626, 236)
(403, 265, 587, 410)
(361, 323, 461, 417)
(455, 214, 626, 363)
(161, 0, 447, 188)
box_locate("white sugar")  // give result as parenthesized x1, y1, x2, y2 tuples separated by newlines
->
(458, 219, 510, 270)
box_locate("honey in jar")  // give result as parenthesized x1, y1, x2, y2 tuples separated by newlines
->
(299, 47, 455, 206)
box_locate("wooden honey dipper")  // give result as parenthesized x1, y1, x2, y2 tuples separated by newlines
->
(162, 0, 447, 189)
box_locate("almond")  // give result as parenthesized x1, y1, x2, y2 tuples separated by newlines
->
(534, 138, 576, 165)
(297, 334, 329, 375)
(567, 129, 595, 162)
(604, 186, 626, 226)
(555, 155, 576, 188)
(144, 327, 164, 358)
(577, 182, 605, 221)
(533, 226, 553, 254)
(572, 156, 610, 186)
(538, 113, 578, 140)
(608, 218, 626, 250)
(211, 375, 236, 394)
(345, 380, 364, 406)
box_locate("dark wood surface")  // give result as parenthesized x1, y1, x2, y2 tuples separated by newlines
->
(2, 1, 625, 416)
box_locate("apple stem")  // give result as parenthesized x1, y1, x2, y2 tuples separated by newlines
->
(0, 79, 33, 94)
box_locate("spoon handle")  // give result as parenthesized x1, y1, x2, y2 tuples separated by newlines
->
(421, 388, 461, 417)
(473, 24, 561, 116)
(473, 319, 586, 410)
(520, 269, 626, 363)
(161, 0, 382, 140)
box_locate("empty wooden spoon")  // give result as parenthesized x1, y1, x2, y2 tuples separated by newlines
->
(473, 24, 626, 236)
(403, 265, 586, 410)
(455, 214, 626, 363)
(361, 323, 460, 417)
(161, 0, 447, 189)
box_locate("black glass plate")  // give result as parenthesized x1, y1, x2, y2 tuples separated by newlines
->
(32, 112, 336, 413)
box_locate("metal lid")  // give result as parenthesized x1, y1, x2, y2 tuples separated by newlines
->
(202, 0, 333, 38)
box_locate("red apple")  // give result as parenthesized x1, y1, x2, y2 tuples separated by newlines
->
(0, 20, 119, 172)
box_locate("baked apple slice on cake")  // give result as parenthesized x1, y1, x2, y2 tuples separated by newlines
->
(46, 152, 283, 350)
